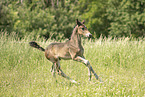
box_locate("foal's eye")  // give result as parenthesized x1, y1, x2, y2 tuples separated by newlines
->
(82, 28, 84, 30)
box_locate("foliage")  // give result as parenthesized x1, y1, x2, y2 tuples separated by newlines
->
(0, 32, 145, 96)
(0, 0, 144, 39)
(0, 0, 13, 32)
(0, 0, 79, 40)
(107, 0, 145, 37)
(78, 0, 109, 38)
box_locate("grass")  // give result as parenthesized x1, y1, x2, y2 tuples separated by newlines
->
(0, 32, 145, 96)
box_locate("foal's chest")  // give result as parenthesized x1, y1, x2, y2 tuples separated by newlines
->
(77, 45, 84, 56)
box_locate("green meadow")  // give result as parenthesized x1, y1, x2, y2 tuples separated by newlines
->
(0, 32, 145, 96)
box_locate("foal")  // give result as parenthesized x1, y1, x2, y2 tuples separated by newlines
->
(29, 19, 102, 83)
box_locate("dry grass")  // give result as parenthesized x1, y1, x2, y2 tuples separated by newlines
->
(0, 32, 145, 96)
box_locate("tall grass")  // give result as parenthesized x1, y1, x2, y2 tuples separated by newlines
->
(0, 32, 145, 96)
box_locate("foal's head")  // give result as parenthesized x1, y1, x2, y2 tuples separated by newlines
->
(76, 19, 92, 38)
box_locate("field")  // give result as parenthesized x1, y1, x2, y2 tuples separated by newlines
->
(0, 32, 145, 96)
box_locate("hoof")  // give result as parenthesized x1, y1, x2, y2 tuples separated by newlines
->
(99, 78, 103, 83)
(70, 80, 77, 84)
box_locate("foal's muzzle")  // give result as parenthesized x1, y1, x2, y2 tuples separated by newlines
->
(88, 34, 92, 38)
(86, 33, 92, 38)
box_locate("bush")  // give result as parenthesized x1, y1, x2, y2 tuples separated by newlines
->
(107, 0, 145, 37)
(0, 0, 79, 40)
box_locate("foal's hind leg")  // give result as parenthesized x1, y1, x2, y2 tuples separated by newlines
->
(56, 60, 77, 83)
(51, 63, 57, 77)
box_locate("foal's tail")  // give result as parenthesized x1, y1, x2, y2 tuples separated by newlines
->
(29, 41, 45, 52)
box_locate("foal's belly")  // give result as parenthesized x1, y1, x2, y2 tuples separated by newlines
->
(57, 50, 72, 60)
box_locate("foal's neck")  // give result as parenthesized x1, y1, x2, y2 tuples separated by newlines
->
(70, 26, 81, 46)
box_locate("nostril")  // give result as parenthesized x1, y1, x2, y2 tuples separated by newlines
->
(89, 34, 92, 38)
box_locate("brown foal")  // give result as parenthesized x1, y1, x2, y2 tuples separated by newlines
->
(29, 19, 102, 83)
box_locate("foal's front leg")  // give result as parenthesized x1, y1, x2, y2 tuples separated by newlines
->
(74, 56, 102, 82)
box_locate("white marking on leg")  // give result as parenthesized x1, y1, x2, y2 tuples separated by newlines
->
(76, 56, 89, 65)
(88, 68, 92, 81)
(70, 80, 77, 83)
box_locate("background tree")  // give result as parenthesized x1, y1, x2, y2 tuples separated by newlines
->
(0, 0, 144, 39)
(0, 0, 79, 39)
(78, 0, 109, 38)
(107, 0, 145, 37)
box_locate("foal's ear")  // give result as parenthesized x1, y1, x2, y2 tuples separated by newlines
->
(76, 19, 82, 26)
(82, 20, 85, 24)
